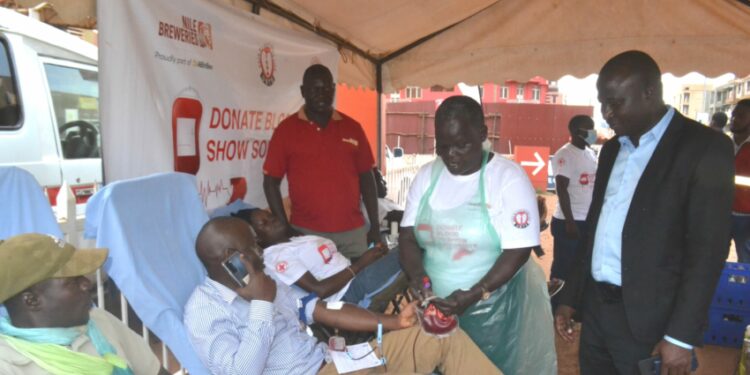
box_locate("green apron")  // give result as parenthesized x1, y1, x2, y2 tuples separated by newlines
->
(414, 152, 556, 374)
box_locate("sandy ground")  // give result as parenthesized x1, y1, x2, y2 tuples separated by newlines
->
(537, 193, 742, 375)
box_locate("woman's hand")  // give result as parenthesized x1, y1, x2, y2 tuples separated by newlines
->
(432, 289, 479, 316)
(408, 277, 434, 302)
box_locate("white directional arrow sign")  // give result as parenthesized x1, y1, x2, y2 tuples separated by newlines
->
(520, 151, 545, 175)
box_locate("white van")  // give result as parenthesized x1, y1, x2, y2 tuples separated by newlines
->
(0, 8, 101, 216)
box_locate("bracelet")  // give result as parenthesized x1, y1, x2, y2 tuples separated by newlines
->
(346, 266, 357, 278)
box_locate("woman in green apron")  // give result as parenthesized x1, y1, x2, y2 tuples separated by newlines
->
(399, 96, 556, 374)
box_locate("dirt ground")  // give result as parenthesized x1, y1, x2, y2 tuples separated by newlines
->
(537, 193, 742, 375)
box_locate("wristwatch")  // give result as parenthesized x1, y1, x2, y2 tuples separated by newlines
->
(478, 283, 491, 301)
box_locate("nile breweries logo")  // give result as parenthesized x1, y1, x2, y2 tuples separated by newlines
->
(258, 44, 276, 86)
(158, 16, 213, 50)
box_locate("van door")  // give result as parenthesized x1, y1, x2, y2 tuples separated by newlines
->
(0, 34, 63, 193)
(39, 57, 101, 209)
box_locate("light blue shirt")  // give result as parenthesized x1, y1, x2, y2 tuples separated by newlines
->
(184, 278, 324, 375)
(591, 107, 691, 349)
(592, 107, 674, 285)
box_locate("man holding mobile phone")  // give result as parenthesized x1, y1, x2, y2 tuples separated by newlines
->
(184, 217, 502, 375)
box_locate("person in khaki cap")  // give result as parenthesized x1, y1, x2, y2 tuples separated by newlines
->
(0, 233, 168, 375)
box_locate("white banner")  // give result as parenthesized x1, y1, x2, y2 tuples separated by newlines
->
(99, 0, 338, 210)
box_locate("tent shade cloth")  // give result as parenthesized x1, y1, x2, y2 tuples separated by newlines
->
(259, 0, 750, 91)
(11, 0, 750, 90)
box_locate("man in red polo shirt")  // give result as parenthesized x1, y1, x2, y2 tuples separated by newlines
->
(263, 64, 380, 259)
(731, 99, 750, 263)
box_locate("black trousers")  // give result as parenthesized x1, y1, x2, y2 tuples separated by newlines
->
(579, 280, 661, 375)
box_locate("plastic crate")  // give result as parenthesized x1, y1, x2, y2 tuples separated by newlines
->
(710, 262, 750, 311)
(704, 306, 750, 348)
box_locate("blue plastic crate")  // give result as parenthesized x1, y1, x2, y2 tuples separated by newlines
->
(710, 262, 750, 311)
(703, 306, 750, 348)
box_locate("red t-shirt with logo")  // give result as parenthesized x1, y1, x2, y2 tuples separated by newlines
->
(263, 108, 375, 232)
(734, 143, 750, 214)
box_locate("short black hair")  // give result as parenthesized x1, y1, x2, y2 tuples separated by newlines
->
(711, 112, 728, 126)
(600, 50, 662, 97)
(231, 208, 261, 225)
(302, 64, 333, 84)
(568, 115, 594, 134)
(435, 96, 484, 129)
(736, 99, 750, 111)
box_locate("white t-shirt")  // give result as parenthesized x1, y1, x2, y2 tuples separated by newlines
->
(552, 143, 598, 221)
(401, 153, 540, 250)
(263, 235, 352, 302)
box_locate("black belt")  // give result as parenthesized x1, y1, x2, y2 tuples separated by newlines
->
(594, 281, 622, 303)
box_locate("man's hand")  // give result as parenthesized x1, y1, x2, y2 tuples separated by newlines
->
(554, 304, 577, 343)
(366, 228, 381, 248)
(396, 301, 418, 329)
(432, 289, 478, 316)
(354, 242, 388, 270)
(651, 340, 692, 375)
(565, 220, 580, 239)
(235, 254, 277, 302)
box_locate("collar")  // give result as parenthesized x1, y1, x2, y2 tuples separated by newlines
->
(297, 105, 342, 122)
(205, 278, 241, 304)
(619, 106, 674, 148)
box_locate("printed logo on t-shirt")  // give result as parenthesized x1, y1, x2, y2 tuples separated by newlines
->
(512, 210, 530, 229)
(318, 244, 333, 264)
(276, 261, 288, 273)
(579, 173, 589, 186)
(579, 173, 595, 186)
(557, 158, 566, 167)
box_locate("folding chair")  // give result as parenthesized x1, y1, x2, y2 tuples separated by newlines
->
(84, 172, 210, 375)
(0, 166, 62, 239)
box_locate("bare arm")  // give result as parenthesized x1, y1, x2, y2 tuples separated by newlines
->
(312, 300, 416, 332)
(555, 175, 580, 239)
(398, 227, 431, 298)
(263, 175, 290, 228)
(293, 245, 387, 298)
(360, 170, 381, 244)
(555, 176, 574, 222)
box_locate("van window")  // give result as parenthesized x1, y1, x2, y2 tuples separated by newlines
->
(0, 39, 20, 128)
(44, 63, 100, 159)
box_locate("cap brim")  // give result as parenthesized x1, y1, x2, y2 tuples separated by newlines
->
(52, 248, 108, 278)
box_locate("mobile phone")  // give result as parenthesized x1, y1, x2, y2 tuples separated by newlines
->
(638, 351, 698, 375)
(222, 252, 249, 287)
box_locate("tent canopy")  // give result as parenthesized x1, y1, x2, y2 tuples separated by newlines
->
(252, 0, 750, 92)
(12, 0, 750, 91)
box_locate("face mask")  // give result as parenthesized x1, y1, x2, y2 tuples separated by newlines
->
(583, 129, 597, 145)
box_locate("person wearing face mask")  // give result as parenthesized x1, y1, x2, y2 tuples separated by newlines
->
(549, 115, 598, 303)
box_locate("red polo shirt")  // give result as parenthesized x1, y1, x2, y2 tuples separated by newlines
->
(263, 107, 375, 232)
(734, 142, 750, 214)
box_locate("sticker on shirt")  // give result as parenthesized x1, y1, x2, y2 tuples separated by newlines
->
(342, 138, 359, 147)
(512, 210, 530, 229)
(318, 244, 333, 264)
(276, 261, 288, 273)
